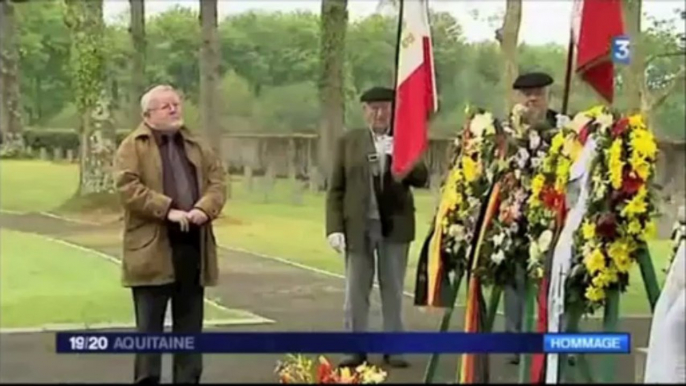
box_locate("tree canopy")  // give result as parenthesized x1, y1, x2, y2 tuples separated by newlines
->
(13, 2, 686, 140)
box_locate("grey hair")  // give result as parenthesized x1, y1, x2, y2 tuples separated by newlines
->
(140, 84, 177, 114)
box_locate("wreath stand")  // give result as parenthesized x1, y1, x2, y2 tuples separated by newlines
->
(421, 241, 661, 385)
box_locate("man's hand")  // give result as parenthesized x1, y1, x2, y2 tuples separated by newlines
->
(187, 208, 209, 226)
(167, 209, 190, 232)
(327, 232, 346, 254)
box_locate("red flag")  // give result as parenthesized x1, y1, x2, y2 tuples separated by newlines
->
(391, 0, 438, 177)
(572, 0, 625, 103)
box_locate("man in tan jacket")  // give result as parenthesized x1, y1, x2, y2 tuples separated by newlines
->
(113, 84, 226, 384)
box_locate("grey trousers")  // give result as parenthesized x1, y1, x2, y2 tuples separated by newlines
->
(344, 220, 409, 332)
(504, 263, 526, 333)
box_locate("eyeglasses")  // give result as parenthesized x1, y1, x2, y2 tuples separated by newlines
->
(149, 102, 181, 112)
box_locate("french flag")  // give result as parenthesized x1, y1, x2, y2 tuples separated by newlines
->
(391, 0, 438, 177)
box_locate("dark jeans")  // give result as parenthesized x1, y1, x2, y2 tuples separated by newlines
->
(132, 241, 204, 384)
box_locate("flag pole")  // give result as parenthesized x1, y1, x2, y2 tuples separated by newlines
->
(561, 33, 575, 115)
(389, 0, 404, 137)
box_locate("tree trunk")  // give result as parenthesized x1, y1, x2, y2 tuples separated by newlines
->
(199, 0, 228, 197)
(0, 0, 24, 147)
(129, 0, 146, 126)
(318, 0, 348, 190)
(64, 0, 116, 196)
(622, 0, 644, 114)
(499, 0, 522, 116)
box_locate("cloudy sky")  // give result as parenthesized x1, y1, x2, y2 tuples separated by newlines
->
(103, 0, 685, 45)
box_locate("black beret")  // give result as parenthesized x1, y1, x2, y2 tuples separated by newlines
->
(360, 86, 395, 102)
(512, 72, 554, 90)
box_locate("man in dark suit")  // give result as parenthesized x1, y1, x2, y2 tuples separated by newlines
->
(325, 86, 428, 369)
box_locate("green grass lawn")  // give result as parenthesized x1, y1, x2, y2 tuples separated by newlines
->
(0, 228, 263, 329)
(0, 160, 674, 316)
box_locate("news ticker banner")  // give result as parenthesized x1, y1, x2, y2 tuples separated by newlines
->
(56, 332, 630, 354)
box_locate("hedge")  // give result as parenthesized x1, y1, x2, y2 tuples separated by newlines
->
(22, 128, 130, 152)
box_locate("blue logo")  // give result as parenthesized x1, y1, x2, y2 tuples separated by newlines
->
(612, 35, 631, 64)
(543, 333, 630, 354)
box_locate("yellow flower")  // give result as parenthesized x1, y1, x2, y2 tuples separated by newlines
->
(582, 220, 596, 240)
(531, 174, 545, 198)
(607, 138, 624, 189)
(621, 187, 648, 217)
(586, 105, 606, 119)
(628, 114, 646, 130)
(535, 267, 544, 279)
(339, 367, 355, 383)
(631, 129, 657, 159)
(550, 132, 565, 154)
(634, 160, 651, 181)
(608, 240, 633, 273)
(593, 266, 619, 288)
(627, 219, 642, 235)
(555, 158, 571, 191)
(462, 156, 481, 183)
(584, 248, 606, 274)
(585, 285, 606, 302)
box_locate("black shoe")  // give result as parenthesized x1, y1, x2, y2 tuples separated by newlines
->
(339, 354, 366, 368)
(508, 354, 520, 365)
(383, 354, 409, 368)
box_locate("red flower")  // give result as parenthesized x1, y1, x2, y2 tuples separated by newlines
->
(621, 170, 643, 195)
(597, 213, 618, 240)
(541, 186, 564, 211)
(317, 359, 337, 384)
(612, 117, 629, 138)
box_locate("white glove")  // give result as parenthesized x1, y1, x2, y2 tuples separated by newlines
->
(327, 232, 346, 254)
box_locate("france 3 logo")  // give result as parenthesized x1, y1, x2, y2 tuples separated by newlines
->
(611, 35, 631, 65)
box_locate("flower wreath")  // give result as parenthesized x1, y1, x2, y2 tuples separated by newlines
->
(275, 354, 387, 384)
(473, 104, 561, 286)
(525, 122, 581, 281)
(439, 107, 503, 273)
(565, 106, 659, 313)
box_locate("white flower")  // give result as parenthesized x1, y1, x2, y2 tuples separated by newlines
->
(516, 148, 530, 169)
(529, 130, 542, 150)
(531, 156, 542, 169)
(491, 250, 506, 265)
(512, 103, 527, 117)
(470, 113, 494, 138)
(538, 230, 554, 253)
(493, 232, 506, 247)
(454, 137, 461, 149)
(594, 183, 607, 200)
(514, 169, 522, 180)
(596, 113, 614, 130)
(529, 242, 541, 262)
(448, 224, 465, 241)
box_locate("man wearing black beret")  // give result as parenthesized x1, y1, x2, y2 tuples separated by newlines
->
(511, 71, 565, 130)
(325, 86, 429, 369)
(506, 71, 573, 366)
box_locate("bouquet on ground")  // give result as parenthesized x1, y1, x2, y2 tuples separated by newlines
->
(275, 354, 387, 384)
